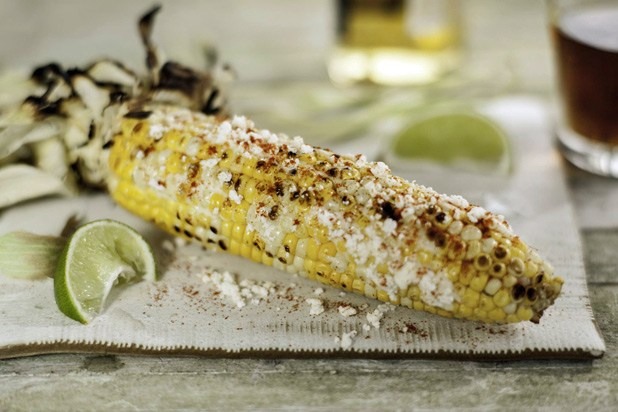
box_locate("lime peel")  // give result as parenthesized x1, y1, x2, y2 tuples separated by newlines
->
(390, 111, 512, 175)
(54, 219, 156, 324)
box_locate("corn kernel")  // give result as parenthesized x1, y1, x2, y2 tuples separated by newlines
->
(319, 242, 337, 262)
(209, 192, 224, 210)
(282, 233, 298, 255)
(462, 289, 480, 307)
(417, 250, 432, 265)
(484, 278, 502, 296)
(458, 305, 473, 318)
(365, 284, 377, 299)
(221, 221, 232, 238)
(352, 278, 365, 294)
(479, 294, 495, 311)
(377, 290, 390, 302)
(306, 239, 320, 261)
(470, 273, 489, 292)
(493, 289, 511, 307)
(516, 306, 533, 321)
(506, 314, 519, 323)
(328, 271, 341, 286)
(524, 261, 539, 278)
(229, 240, 241, 255)
(250, 246, 263, 263)
(262, 253, 274, 266)
(340, 273, 353, 291)
(488, 308, 506, 321)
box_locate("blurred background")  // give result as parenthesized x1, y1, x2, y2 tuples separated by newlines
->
(0, 0, 551, 89)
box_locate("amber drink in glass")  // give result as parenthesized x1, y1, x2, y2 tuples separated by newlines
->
(550, 0, 618, 176)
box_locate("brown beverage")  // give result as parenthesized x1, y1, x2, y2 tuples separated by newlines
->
(552, 3, 618, 145)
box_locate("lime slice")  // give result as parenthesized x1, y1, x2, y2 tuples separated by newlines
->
(54, 219, 156, 324)
(390, 112, 511, 174)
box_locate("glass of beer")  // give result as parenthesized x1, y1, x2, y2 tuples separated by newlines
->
(329, 0, 461, 86)
(549, 0, 618, 176)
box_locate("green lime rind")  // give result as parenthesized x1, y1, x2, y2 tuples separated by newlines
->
(390, 111, 512, 174)
(53, 219, 156, 324)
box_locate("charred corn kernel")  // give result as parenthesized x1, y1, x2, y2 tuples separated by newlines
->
(491, 263, 507, 278)
(340, 273, 353, 291)
(329, 271, 341, 286)
(493, 245, 510, 261)
(282, 233, 298, 255)
(107, 106, 563, 324)
(474, 254, 492, 271)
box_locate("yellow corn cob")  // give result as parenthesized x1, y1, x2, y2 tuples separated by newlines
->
(107, 105, 563, 324)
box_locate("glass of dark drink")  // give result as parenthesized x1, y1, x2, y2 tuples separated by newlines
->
(549, 0, 618, 176)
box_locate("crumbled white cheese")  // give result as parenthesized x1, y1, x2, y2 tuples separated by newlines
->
(370, 161, 390, 178)
(306, 298, 325, 316)
(201, 270, 276, 308)
(231, 115, 248, 130)
(365, 304, 394, 329)
(392, 260, 421, 291)
(337, 305, 357, 318)
(217, 171, 232, 184)
(335, 330, 358, 349)
(467, 206, 487, 223)
(447, 195, 469, 209)
(229, 189, 242, 204)
(202, 270, 246, 308)
(215, 121, 232, 143)
(149, 124, 165, 140)
(418, 269, 458, 310)
(313, 287, 325, 296)
(382, 218, 397, 235)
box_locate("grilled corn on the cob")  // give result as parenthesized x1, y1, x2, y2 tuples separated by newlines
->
(106, 106, 563, 323)
(0, 6, 563, 323)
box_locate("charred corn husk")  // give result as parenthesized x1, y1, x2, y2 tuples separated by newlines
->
(107, 106, 563, 323)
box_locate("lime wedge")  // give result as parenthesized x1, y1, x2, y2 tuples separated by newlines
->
(390, 112, 511, 174)
(54, 219, 156, 324)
